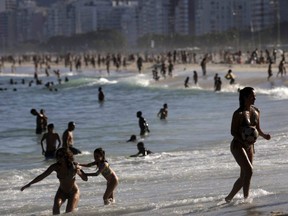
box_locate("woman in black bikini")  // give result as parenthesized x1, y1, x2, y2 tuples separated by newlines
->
(225, 87, 271, 203)
(21, 148, 87, 214)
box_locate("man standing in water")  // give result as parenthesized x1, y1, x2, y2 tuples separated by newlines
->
(41, 123, 61, 159)
(136, 111, 150, 136)
(62, 121, 81, 155)
(30, 108, 47, 134)
(157, 103, 168, 120)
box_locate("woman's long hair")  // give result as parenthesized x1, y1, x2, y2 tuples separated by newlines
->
(239, 87, 254, 110)
(56, 147, 74, 168)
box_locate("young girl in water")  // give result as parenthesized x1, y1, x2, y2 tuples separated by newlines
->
(80, 148, 119, 205)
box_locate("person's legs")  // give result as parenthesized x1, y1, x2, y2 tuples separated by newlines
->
(225, 146, 253, 202)
(65, 189, 79, 213)
(53, 189, 66, 215)
(103, 180, 118, 205)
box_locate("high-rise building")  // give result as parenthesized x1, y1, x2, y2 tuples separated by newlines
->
(195, 0, 251, 36)
(0, 0, 17, 13)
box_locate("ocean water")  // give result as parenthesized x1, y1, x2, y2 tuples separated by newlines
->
(0, 63, 288, 216)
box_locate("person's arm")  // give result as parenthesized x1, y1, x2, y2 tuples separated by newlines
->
(40, 134, 47, 154)
(255, 110, 271, 140)
(157, 109, 161, 117)
(74, 163, 88, 181)
(62, 131, 68, 148)
(130, 151, 141, 157)
(85, 162, 106, 176)
(56, 133, 61, 149)
(79, 161, 96, 167)
(230, 111, 244, 143)
(20, 164, 55, 191)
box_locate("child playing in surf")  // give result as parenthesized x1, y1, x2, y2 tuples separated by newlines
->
(80, 148, 118, 205)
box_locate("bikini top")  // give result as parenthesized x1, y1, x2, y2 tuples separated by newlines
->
(242, 106, 259, 127)
(97, 162, 113, 178)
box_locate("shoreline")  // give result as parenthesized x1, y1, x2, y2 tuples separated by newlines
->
(0, 61, 287, 91)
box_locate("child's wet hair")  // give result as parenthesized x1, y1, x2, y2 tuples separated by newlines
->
(94, 148, 105, 157)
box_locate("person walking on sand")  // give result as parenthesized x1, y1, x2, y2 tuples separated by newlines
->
(62, 122, 81, 155)
(41, 123, 61, 159)
(225, 87, 271, 203)
(136, 111, 150, 136)
(157, 103, 168, 120)
(79, 148, 118, 205)
(21, 148, 88, 215)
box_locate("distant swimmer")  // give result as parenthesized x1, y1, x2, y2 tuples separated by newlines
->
(79, 148, 119, 205)
(20, 148, 87, 214)
(184, 76, 190, 88)
(137, 111, 150, 136)
(267, 60, 273, 80)
(225, 69, 235, 84)
(30, 108, 47, 134)
(157, 103, 168, 120)
(130, 142, 153, 157)
(98, 86, 105, 102)
(62, 121, 82, 155)
(41, 123, 61, 159)
(127, 134, 137, 142)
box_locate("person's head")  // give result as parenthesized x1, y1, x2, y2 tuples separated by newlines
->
(136, 111, 142, 118)
(56, 148, 74, 163)
(30, 108, 37, 116)
(68, 121, 75, 131)
(40, 109, 45, 114)
(137, 142, 145, 151)
(98, 87, 102, 92)
(239, 87, 255, 109)
(47, 123, 54, 131)
(228, 69, 232, 73)
(163, 103, 168, 109)
(94, 148, 105, 162)
(127, 134, 137, 142)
